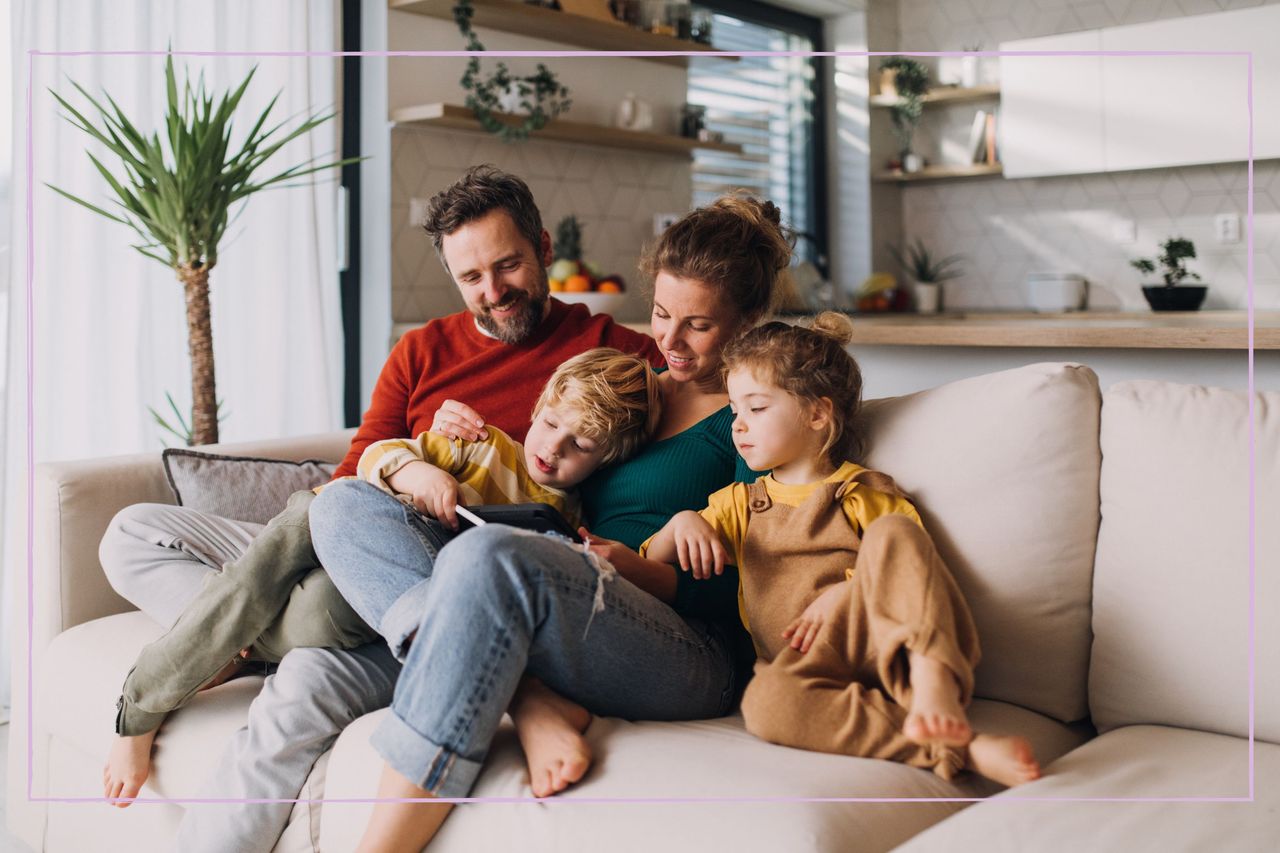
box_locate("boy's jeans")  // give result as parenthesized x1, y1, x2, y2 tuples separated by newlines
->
(115, 489, 379, 736)
(311, 479, 741, 800)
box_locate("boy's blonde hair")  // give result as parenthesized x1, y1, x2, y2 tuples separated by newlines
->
(533, 348, 662, 466)
(721, 312, 863, 466)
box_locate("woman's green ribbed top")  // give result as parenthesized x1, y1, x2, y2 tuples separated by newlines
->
(578, 403, 758, 624)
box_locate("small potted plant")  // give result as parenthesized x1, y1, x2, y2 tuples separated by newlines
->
(880, 57, 929, 173)
(889, 239, 963, 314)
(1130, 236, 1208, 311)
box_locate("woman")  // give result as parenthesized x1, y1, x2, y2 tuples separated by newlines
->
(311, 196, 792, 851)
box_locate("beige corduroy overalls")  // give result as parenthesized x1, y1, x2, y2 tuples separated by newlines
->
(736, 471, 981, 779)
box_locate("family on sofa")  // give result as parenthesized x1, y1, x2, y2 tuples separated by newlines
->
(97, 165, 1039, 851)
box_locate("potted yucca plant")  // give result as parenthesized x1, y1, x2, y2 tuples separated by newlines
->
(49, 54, 357, 445)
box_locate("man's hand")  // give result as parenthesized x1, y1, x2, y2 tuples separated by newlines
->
(430, 400, 489, 442)
(668, 511, 728, 579)
(781, 581, 851, 653)
(386, 461, 464, 530)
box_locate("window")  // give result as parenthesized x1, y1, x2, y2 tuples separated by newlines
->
(689, 1, 828, 272)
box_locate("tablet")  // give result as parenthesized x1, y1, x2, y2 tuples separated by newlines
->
(455, 503, 583, 543)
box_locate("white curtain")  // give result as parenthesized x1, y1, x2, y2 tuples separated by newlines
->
(1, 0, 344, 709)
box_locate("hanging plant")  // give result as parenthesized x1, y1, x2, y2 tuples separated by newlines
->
(453, 0, 571, 142)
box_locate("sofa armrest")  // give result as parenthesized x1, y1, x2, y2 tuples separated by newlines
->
(30, 429, 355, 643)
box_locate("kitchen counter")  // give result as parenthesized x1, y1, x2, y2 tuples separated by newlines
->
(624, 311, 1279, 350)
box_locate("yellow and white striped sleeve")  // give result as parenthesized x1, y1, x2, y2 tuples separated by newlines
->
(357, 431, 461, 495)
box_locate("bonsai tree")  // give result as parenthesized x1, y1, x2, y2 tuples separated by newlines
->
(49, 54, 357, 445)
(888, 239, 964, 284)
(1131, 237, 1201, 287)
(880, 57, 929, 161)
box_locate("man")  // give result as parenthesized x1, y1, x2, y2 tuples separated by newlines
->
(98, 164, 660, 850)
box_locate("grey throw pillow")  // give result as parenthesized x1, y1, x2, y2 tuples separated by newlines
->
(162, 449, 338, 525)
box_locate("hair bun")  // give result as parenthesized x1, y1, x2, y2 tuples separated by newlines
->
(810, 311, 854, 347)
(759, 199, 782, 227)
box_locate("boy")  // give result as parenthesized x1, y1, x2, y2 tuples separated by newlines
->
(103, 348, 660, 805)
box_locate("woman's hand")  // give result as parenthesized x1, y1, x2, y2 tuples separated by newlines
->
(578, 527, 677, 604)
(430, 399, 489, 442)
(387, 461, 464, 530)
(781, 582, 850, 653)
(668, 511, 728, 579)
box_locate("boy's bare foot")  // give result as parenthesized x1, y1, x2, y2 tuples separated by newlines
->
(968, 734, 1041, 787)
(903, 652, 972, 747)
(510, 677, 592, 799)
(102, 729, 157, 807)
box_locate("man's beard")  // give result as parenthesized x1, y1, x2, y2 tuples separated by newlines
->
(475, 281, 549, 344)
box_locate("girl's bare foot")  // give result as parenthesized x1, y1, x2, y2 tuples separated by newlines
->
(968, 734, 1041, 787)
(903, 653, 972, 747)
(102, 729, 157, 807)
(510, 677, 592, 799)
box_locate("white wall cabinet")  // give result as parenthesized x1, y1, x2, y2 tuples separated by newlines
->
(999, 30, 1105, 179)
(1000, 4, 1280, 179)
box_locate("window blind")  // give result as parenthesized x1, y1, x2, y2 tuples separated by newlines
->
(688, 9, 818, 262)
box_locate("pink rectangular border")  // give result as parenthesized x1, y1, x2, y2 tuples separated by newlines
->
(22, 48, 1259, 804)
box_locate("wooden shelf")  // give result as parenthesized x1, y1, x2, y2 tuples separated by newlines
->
(830, 310, 1280, 351)
(874, 164, 1003, 183)
(390, 0, 734, 67)
(870, 85, 1000, 108)
(392, 102, 744, 157)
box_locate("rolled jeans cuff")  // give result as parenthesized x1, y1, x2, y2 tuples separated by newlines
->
(378, 578, 433, 661)
(371, 708, 484, 799)
(116, 694, 167, 737)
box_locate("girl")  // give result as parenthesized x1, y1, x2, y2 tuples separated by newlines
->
(643, 313, 1041, 787)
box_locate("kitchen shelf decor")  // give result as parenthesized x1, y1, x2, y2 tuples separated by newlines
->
(390, 0, 735, 68)
(392, 102, 744, 157)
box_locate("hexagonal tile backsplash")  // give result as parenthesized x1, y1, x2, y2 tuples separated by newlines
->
(391, 126, 691, 324)
(891, 0, 1280, 311)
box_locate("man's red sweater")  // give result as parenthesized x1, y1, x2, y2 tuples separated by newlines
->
(334, 298, 663, 478)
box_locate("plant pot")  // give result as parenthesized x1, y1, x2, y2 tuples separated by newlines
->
(902, 153, 923, 173)
(1142, 285, 1207, 311)
(913, 281, 941, 314)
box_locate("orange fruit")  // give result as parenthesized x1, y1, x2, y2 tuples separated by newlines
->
(564, 274, 592, 293)
(596, 280, 622, 294)
(548, 278, 565, 292)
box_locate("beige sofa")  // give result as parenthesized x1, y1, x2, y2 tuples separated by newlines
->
(9, 362, 1277, 851)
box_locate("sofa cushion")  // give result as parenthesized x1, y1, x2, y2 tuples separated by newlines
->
(860, 362, 1102, 723)
(162, 448, 337, 525)
(1091, 380, 1280, 741)
(37, 611, 266, 799)
(894, 726, 1273, 852)
(318, 701, 1091, 853)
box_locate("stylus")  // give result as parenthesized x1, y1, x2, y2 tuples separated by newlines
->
(455, 505, 486, 527)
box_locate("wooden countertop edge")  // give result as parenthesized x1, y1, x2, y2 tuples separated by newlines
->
(621, 314, 1280, 350)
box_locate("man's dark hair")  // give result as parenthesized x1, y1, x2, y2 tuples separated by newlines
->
(422, 165, 544, 269)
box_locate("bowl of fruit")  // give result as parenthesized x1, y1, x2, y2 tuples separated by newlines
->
(546, 215, 628, 316)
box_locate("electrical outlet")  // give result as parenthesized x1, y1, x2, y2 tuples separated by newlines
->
(1215, 213, 1241, 244)
(1112, 219, 1137, 244)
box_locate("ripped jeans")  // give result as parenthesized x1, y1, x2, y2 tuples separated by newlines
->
(310, 479, 738, 798)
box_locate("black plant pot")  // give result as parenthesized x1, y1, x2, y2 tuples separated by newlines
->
(1142, 285, 1207, 311)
